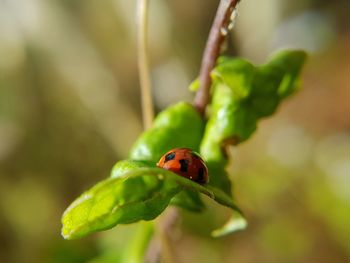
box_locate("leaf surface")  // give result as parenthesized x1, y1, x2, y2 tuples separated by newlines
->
(62, 168, 239, 240)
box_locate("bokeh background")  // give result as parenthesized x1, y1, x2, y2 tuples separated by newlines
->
(1, 0, 350, 262)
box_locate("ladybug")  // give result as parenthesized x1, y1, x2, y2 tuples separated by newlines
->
(157, 148, 209, 184)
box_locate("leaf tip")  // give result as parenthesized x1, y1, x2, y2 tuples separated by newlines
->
(189, 78, 200, 92)
(61, 223, 86, 240)
(211, 213, 248, 238)
(269, 49, 308, 69)
(61, 226, 72, 240)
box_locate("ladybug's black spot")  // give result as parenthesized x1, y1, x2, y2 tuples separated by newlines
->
(179, 159, 189, 172)
(198, 167, 204, 182)
(164, 152, 176, 162)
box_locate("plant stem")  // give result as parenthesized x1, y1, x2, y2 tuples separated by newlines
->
(193, 0, 240, 115)
(137, 1, 175, 262)
(137, 0, 154, 129)
(145, 1, 241, 261)
(140, 1, 240, 262)
(145, 207, 178, 263)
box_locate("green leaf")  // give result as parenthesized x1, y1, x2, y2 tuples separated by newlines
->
(130, 102, 204, 163)
(62, 170, 179, 240)
(211, 211, 247, 237)
(189, 78, 200, 92)
(198, 49, 306, 211)
(111, 159, 205, 212)
(110, 160, 154, 179)
(211, 58, 256, 100)
(206, 160, 232, 196)
(61, 168, 240, 239)
(200, 50, 307, 163)
(170, 190, 205, 212)
(206, 185, 241, 212)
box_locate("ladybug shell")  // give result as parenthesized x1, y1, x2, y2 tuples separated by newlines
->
(157, 148, 209, 184)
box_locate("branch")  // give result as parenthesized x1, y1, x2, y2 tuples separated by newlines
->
(145, 207, 179, 263)
(137, 0, 154, 129)
(193, 0, 240, 115)
(137, 1, 177, 262)
(142, 1, 240, 262)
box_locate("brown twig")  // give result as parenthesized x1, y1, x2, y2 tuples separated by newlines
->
(193, 0, 240, 115)
(144, 1, 240, 262)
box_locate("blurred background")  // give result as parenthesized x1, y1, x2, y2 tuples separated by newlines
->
(0, 0, 349, 262)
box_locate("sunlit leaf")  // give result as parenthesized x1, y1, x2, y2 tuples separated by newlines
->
(189, 78, 200, 92)
(212, 211, 248, 237)
(130, 102, 204, 163)
(200, 50, 307, 163)
(110, 160, 154, 179)
(62, 168, 240, 239)
(111, 159, 205, 212)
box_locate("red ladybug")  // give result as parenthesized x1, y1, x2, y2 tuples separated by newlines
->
(157, 148, 209, 184)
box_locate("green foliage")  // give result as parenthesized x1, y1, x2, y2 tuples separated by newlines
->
(129, 102, 206, 212)
(212, 212, 248, 237)
(112, 160, 206, 212)
(199, 50, 306, 234)
(129, 102, 204, 162)
(61, 168, 239, 240)
(61, 49, 306, 241)
(200, 50, 307, 163)
(110, 160, 154, 179)
(170, 189, 206, 212)
(62, 169, 179, 240)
